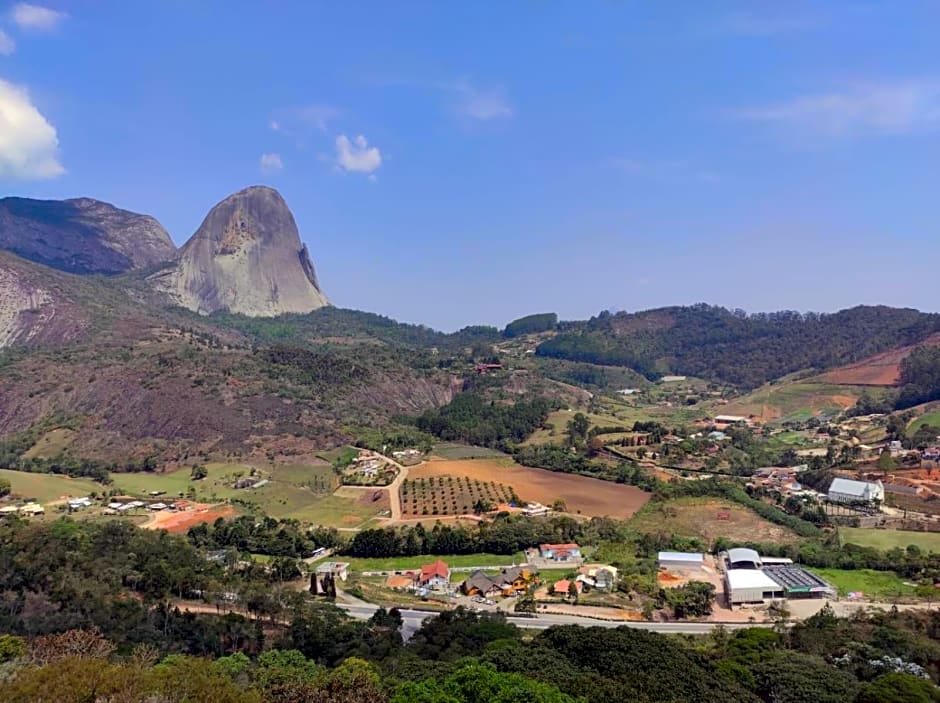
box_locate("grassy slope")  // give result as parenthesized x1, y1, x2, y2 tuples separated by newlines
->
(0, 469, 104, 503)
(721, 380, 878, 423)
(841, 527, 940, 553)
(809, 567, 916, 599)
(113, 462, 381, 527)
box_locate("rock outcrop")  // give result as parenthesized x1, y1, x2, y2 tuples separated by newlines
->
(151, 186, 329, 317)
(0, 251, 89, 347)
(0, 196, 177, 274)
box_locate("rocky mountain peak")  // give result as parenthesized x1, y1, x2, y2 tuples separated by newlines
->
(0, 196, 176, 275)
(151, 186, 329, 317)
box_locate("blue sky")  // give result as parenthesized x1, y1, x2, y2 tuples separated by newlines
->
(2, 1, 940, 330)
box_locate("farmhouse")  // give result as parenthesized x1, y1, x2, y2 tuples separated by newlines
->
(714, 415, 748, 425)
(316, 562, 349, 582)
(578, 564, 618, 589)
(522, 502, 550, 517)
(418, 560, 451, 590)
(67, 497, 93, 511)
(725, 569, 784, 605)
(658, 551, 705, 574)
(552, 579, 582, 595)
(539, 543, 582, 562)
(19, 503, 44, 516)
(460, 565, 538, 597)
(828, 477, 884, 505)
(0, 505, 18, 515)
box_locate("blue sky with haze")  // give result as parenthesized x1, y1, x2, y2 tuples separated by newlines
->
(2, 1, 939, 330)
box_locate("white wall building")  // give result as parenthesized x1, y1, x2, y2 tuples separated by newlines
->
(725, 569, 785, 605)
(828, 477, 884, 505)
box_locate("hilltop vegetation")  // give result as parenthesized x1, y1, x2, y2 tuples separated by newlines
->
(537, 305, 940, 388)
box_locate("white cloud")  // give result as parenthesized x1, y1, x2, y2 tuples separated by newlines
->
(733, 80, 940, 137)
(0, 30, 15, 55)
(449, 81, 514, 121)
(0, 77, 64, 179)
(259, 152, 283, 174)
(334, 134, 382, 175)
(11, 3, 67, 31)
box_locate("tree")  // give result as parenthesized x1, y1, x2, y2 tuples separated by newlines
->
(857, 672, 940, 703)
(566, 413, 590, 447)
(567, 580, 579, 604)
(877, 450, 897, 475)
(191, 464, 208, 480)
(0, 476, 10, 497)
(753, 653, 858, 703)
(667, 582, 715, 619)
(514, 594, 536, 614)
(392, 663, 578, 703)
(551, 498, 567, 512)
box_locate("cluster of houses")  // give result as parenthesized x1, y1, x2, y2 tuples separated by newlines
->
(105, 499, 182, 514)
(0, 502, 44, 517)
(551, 564, 619, 596)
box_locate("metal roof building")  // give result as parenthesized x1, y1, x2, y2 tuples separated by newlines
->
(828, 477, 884, 504)
(727, 547, 762, 569)
(725, 569, 785, 605)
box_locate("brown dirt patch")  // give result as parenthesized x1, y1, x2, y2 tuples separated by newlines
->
(408, 459, 650, 520)
(142, 503, 237, 533)
(630, 498, 804, 544)
(817, 333, 940, 386)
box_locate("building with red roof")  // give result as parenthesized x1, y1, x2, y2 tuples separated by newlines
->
(419, 560, 451, 589)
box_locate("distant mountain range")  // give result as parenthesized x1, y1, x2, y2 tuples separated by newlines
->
(1, 185, 940, 465)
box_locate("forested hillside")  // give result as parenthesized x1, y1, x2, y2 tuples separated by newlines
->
(2, 517, 940, 702)
(537, 304, 940, 388)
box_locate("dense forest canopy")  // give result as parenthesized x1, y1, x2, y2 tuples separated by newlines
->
(504, 313, 558, 338)
(538, 304, 940, 388)
(896, 346, 940, 410)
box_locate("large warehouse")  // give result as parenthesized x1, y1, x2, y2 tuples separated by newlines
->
(727, 547, 762, 570)
(725, 569, 785, 605)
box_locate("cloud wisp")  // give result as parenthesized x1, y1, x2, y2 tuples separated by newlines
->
(0, 77, 64, 179)
(0, 29, 15, 55)
(334, 134, 381, 176)
(259, 152, 283, 174)
(732, 79, 940, 137)
(447, 81, 515, 122)
(11, 3, 67, 31)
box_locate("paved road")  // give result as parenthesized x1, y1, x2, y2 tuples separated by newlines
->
(337, 602, 767, 637)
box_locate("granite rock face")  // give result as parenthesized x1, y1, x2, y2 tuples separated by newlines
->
(152, 186, 329, 317)
(0, 196, 176, 274)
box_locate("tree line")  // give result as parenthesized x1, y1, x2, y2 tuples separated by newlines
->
(414, 393, 557, 449)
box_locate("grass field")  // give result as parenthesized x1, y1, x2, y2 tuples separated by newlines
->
(21, 429, 77, 459)
(840, 527, 940, 553)
(432, 443, 508, 460)
(0, 469, 104, 503)
(113, 462, 381, 527)
(343, 552, 526, 573)
(808, 567, 916, 600)
(721, 381, 869, 424)
(909, 410, 940, 436)
(627, 497, 804, 545)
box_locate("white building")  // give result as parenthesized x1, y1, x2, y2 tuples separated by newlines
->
(827, 477, 884, 505)
(522, 502, 550, 517)
(725, 569, 785, 605)
(714, 415, 747, 424)
(658, 551, 705, 573)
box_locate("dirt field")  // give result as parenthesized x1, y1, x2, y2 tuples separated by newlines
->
(816, 333, 940, 386)
(142, 503, 237, 533)
(629, 497, 804, 544)
(722, 382, 865, 423)
(407, 459, 649, 519)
